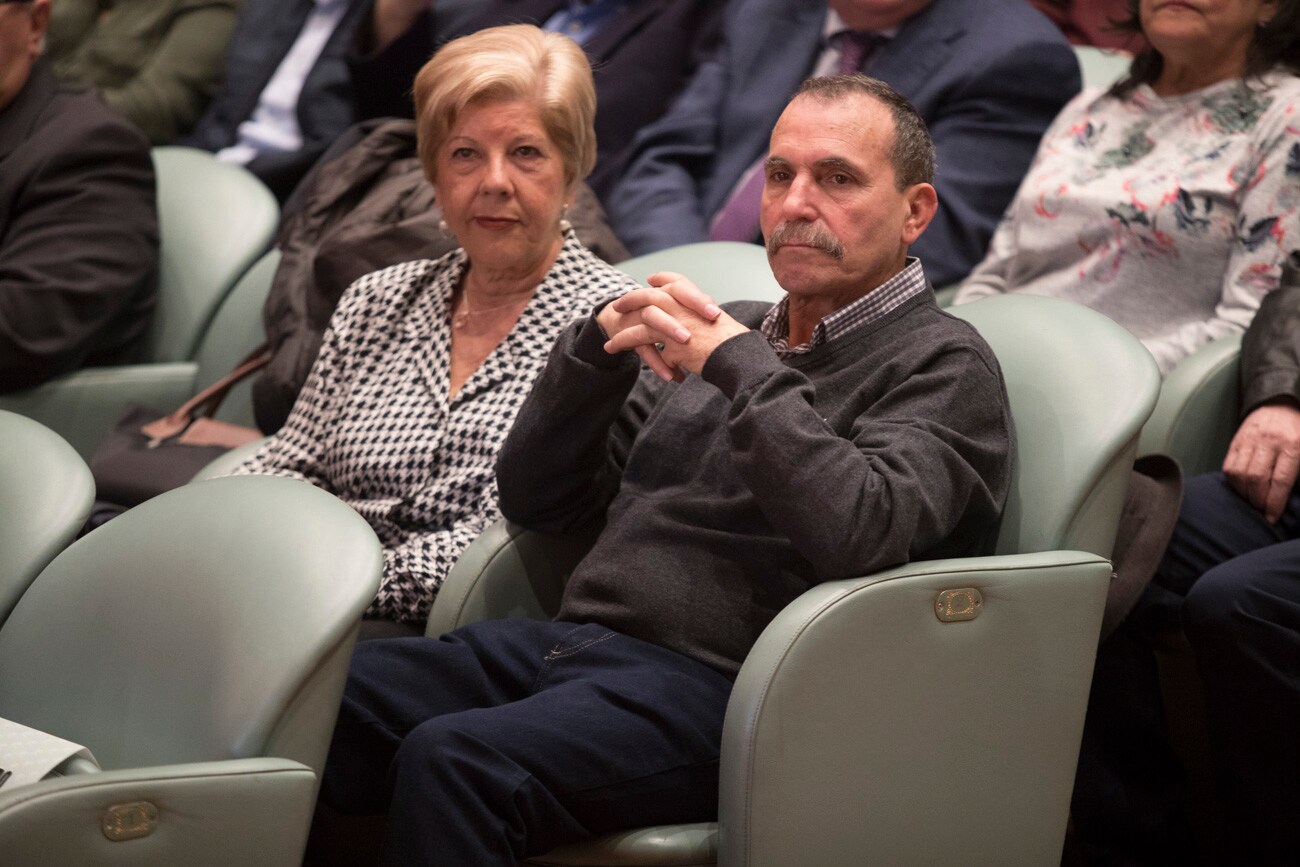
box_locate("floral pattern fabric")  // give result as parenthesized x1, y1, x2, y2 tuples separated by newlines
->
(958, 74, 1300, 373)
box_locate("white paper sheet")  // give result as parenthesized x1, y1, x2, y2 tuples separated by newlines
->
(0, 717, 99, 792)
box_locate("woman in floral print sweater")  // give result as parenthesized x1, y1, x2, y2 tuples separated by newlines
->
(957, 0, 1300, 374)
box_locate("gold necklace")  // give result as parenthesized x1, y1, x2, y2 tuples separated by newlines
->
(452, 291, 531, 329)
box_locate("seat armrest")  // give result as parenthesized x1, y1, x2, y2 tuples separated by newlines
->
(1139, 334, 1241, 476)
(0, 363, 199, 460)
(0, 757, 315, 867)
(426, 519, 601, 638)
(720, 551, 1112, 867)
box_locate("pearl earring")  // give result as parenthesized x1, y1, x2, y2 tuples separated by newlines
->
(559, 205, 573, 234)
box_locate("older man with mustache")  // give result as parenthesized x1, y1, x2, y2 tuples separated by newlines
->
(316, 74, 1013, 866)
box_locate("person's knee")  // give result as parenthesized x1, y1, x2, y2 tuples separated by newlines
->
(394, 716, 462, 770)
(1183, 471, 1232, 503)
(1183, 560, 1252, 647)
(1159, 473, 1246, 593)
(393, 715, 519, 791)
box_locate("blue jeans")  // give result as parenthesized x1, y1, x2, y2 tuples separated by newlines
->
(318, 618, 733, 866)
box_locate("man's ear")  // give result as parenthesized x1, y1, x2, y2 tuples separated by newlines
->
(901, 182, 938, 245)
(31, 0, 53, 55)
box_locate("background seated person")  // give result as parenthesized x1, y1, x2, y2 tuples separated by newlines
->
(1172, 267, 1300, 865)
(313, 74, 1013, 865)
(1076, 255, 1300, 865)
(1071, 254, 1300, 863)
(0, 0, 158, 393)
(45, 0, 240, 144)
(955, 0, 1300, 374)
(230, 25, 632, 629)
(181, 0, 372, 201)
(352, 0, 725, 204)
(608, 0, 1079, 286)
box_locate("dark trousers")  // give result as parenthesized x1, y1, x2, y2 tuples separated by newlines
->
(318, 618, 733, 866)
(1168, 473, 1300, 864)
(1072, 473, 1300, 865)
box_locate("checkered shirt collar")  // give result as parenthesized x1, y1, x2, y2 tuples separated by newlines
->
(760, 257, 927, 357)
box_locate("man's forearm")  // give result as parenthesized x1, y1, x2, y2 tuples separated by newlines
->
(496, 314, 649, 533)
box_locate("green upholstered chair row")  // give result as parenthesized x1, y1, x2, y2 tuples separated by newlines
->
(0, 475, 383, 866)
(425, 294, 1161, 866)
(0, 411, 94, 628)
(1073, 45, 1133, 91)
(616, 241, 786, 305)
(0, 148, 279, 458)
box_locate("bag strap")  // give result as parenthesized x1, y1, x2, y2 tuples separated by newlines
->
(141, 346, 272, 443)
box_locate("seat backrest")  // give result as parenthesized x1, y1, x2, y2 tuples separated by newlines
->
(951, 294, 1160, 557)
(0, 475, 382, 775)
(0, 412, 94, 628)
(147, 147, 279, 363)
(1138, 333, 1241, 477)
(616, 241, 786, 306)
(1074, 44, 1132, 90)
(194, 248, 283, 427)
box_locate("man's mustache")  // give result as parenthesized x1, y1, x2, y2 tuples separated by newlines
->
(765, 221, 845, 259)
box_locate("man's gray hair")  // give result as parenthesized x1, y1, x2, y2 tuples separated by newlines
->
(794, 74, 935, 189)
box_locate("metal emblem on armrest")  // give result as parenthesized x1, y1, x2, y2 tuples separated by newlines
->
(935, 588, 982, 622)
(102, 801, 158, 841)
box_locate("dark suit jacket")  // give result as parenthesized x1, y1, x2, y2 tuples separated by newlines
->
(181, 0, 373, 201)
(349, 0, 723, 203)
(609, 0, 1081, 285)
(0, 60, 158, 392)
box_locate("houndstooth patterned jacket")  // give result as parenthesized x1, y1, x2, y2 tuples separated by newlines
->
(233, 235, 636, 623)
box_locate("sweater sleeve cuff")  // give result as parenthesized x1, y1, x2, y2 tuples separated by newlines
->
(701, 330, 786, 401)
(572, 298, 638, 371)
(1240, 368, 1300, 418)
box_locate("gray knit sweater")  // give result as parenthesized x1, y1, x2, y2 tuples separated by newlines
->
(496, 294, 1014, 678)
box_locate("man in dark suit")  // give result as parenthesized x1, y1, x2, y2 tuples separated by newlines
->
(0, 0, 158, 392)
(181, 0, 373, 202)
(351, 0, 724, 203)
(609, 0, 1080, 286)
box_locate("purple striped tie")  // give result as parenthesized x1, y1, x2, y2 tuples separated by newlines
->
(836, 30, 883, 76)
(707, 158, 768, 242)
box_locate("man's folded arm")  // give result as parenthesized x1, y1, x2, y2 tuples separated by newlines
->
(496, 309, 666, 533)
(703, 331, 1013, 581)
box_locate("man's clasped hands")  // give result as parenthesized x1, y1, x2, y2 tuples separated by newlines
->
(598, 272, 751, 381)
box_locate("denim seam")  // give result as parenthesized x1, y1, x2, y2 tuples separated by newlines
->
(544, 630, 616, 660)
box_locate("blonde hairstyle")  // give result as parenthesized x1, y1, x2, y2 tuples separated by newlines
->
(413, 24, 597, 188)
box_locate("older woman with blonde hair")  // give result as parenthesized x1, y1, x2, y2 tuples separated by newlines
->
(233, 24, 639, 633)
